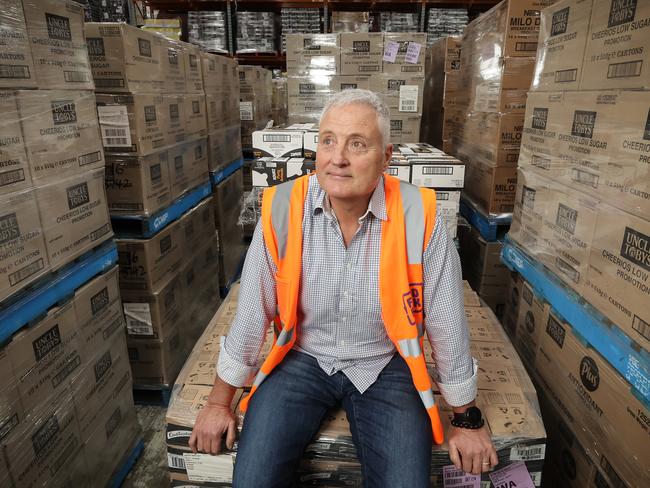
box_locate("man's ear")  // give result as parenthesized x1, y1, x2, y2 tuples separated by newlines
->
(384, 143, 393, 169)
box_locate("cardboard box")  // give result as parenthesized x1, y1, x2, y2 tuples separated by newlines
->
(427, 36, 462, 74)
(23, 0, 93, 89)
(251, 157, 288, 187)
(127, 326, 185, 386)
(252, 129, 304, 158)
(161, 38, 186, 93)
(208, 126, 243, 172)
(0, 0, 37, 88)
(37, 169, 112, 269)
(328, 75, 370, 91)
(532, 0, 593, 92)
(179, 197, 216, 252)
(581, 0, 650, 90)
(287, 158, 315, 180)
(3, 389, 86, 488)
(285, 34, 340, 75)
(369, 74, 424, 115)
(340, 33, 383, 75)
(514, 281, 549, 370)
(302, 130, 318, 160)
(0, 190, 49, 302)
(435, 190, 460, 239)
(200, 52, 226, 94)
(287, 76, 333, 119)
(117, 218, 183, 293)
(184, 42, 204, 93)
(73, 265, 125, 353)
(17, 89, 104, 185)
(388, 114, 421, 143)
(0, 346, 24, 444)
(85, 22, 164, 93)
(410, 159, 465, 188)
(458, 112, 524, 167)
(535, 311, 650, 486)
(205, 93, 227, 132)
(0, 91, 31, 195)
(105, 150, 172, 216)
(168, 139, 209, 200)
(459, 225, 509, 297)
(165, 94, 186, 145)
(583, 206, 650, 351)
(502, 271, 524, 339)
(385, 161, 411, 183)
(96, 93, 167, 156)
(7, 300, 82, 413)
(382, 33, 428, 74)
(463, 161, 517, 214)
(184, 94, 207, 140)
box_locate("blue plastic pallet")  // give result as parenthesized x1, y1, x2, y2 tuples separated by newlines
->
(501, 240, 650, 404)
(107, 437, 145, 488)
(0, 241, 118, 345)
(460, 195, 512, 242)
(210, 157, 244, 186)
(111, 181, 212, 238)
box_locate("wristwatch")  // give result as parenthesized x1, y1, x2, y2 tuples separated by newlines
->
(451, 406, 485, 429)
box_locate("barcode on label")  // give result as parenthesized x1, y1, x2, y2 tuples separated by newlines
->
(516, 42, 538, 52)
(400, 101, 416, 112)
(106, 137, 129, 146)
(571, 168, 599, 188)
(64, 70, 90, 82)
(422, 166, 453, 175)
(532, 155, 550, 170)
(96, 78, 125, 88)
(127, 318, 153, 335)
(90, 224, 111, 242)
(168, 453, 186, 470)
(607, 60, 642, 79)
(632, 315, 650, 340)
(401, 65, 422, 72)
(9, 258, 45, 286)
(555, 69, 577, 83)
(0, 169, 25, 187)
(0, 64, 30, 79)
(79, 151, 102, 166)
(263, 134, 291, 142)
(510, 444, 546, 461)
(105, 128, 127, 137)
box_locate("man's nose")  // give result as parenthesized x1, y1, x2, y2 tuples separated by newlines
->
(331, 144, 349, 166)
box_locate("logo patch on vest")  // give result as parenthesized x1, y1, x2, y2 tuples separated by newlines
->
(403, 283, 423, 326)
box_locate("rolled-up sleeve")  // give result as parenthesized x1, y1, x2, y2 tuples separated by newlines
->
(217, 221, 278, 387)
(423, 218, 478, 407)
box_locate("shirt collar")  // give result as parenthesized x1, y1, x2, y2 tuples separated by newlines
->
(314, 176, 388, 222)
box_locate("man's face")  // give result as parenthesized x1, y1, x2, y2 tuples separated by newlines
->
(316, 103, 392, 202)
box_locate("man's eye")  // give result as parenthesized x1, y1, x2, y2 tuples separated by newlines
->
(351, 140, 365, 149)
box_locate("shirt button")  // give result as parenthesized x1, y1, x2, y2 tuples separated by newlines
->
(342, 290, 348, 297)
(339, 341, 346, 346)
(342, 316, 347, 322)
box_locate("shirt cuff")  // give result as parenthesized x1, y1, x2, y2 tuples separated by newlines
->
(216, 336, 260, 387)
(436, 358, 479, 407)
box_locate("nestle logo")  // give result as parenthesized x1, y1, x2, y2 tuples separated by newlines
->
(51, 100, 76, 125)
(0, 213, 20, 245)
(546, 315, 566, 348)
(340, 83, 357, 90)
(46, 13, 71, 41)
(66, 182, 90, 210)
(174, 155, 183, 172)
(94, 350, 112, 381)
(556, 204, 578, 235)
(299, 83, 316, 94)
(388, 79, 406, 91)
(150, 163, 162, 183)
(189, 54, 198, 68)
(398, 42, 409, 54)
(580, 356, 600, 391)
(532, 108, 548, 130)
(90, 287, 110, 315)
(353, 41, 370, 53)
(33, 324, 61, 361)
(608, 0, 636, 28)
(522, 186, 536, 210)
(551, 7, 570, 36)
(169, 103, 179, 120)
(138, 38, 152, 57)
(620, 226, 650, 272)
(525, 310, 535, 334)
(192, 100, 200, 114)
(32, 415, 59, 455)
(390, 120, 403, 131)
(168, 48, 178, 65)
(144, 105, 156, 122)
(644, 108, 650, 140)
(571, 111, 597, 138)
(86, 37, 105, 56)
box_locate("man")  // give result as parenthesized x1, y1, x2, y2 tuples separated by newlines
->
(190, 89, 497, 486)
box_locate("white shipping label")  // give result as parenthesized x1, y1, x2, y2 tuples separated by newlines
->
(530, 471, 542, 486)
(399, 85, 419, 113)
(383, 41, 399, 63)
(240, 101, 253, 121)
(97, 105, 132, 147)
(168, 453, 186, 470)
(442, 465, 480, 488)
(405, 42, 422, 64)
(124, 303, 153, 336)
(509, 444, 546, 461)
(183, 453, 234, 483)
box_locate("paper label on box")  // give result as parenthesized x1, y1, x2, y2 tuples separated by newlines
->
(168, 453, 186, 470)
(124, 303, 153, 336)
(489, 462, 535, 488)
(509, 444, 545, 461)
(240, 102, 253, 121)
(442, 465, 480, 488)
(530, 471, 542, 486)
(383, 41, 399, 63)
(405, 42, 422, 64)
(399, 85, 419, 113)
(182, 453, 234, 483)
(97, 105, 132, 147)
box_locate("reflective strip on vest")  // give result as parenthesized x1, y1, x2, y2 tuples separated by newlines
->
(398, 338, 422, 358)
(253, 370, 268, 388)
(399, 181, 425, 265)
(275, 326, 295, 347)
(418, 388, 436, 410)
(271, 179, 296, 260)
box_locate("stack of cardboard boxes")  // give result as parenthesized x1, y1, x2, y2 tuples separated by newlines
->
(164, 282, 547, 486)
(449, 0, 556, 216)
(1, 1, 139, 486)
(285, 32, 427, 143)
(420, 36, 462, 151)
(239, 65, 273, 149)
(506, 1, 650, 486)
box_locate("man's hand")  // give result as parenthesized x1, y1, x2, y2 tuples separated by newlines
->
(188, 403, 238, 455)
(447, 425, 498, 475)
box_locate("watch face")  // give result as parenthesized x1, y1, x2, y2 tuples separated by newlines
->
(467, 407, 482, 424)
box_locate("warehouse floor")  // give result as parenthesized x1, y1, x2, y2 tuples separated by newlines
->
(123, 406, 169, 488)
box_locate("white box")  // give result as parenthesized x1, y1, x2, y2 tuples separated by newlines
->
(410, 160, 465, 188)
(252, 129, 303, 158)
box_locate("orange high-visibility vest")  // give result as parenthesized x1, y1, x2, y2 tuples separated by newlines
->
(238, 174, 445, 444)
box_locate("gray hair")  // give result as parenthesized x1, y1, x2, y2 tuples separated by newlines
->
(320, 89, 391, 148)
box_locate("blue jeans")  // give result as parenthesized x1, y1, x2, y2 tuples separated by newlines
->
(233, 350, 432, 487)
